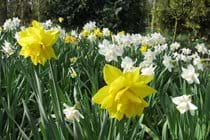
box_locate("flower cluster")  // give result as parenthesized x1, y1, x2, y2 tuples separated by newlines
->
(3, 17, 21, 31)
(1, 19, 209, 119)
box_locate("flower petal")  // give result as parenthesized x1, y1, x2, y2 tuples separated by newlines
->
(130, 84, 157, 98)
(92, 86, 109, 104)
(138, 75, 153, 84)
(103, 64, 122, 84)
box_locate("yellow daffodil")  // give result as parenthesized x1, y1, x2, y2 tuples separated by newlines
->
(17, 20, 59, 65)
(81, 29, 90, 37)
(92, 64, 156, 120)
(93, 28, 103, 37)
(140, 44, 148, 54)
(64, 35, 77, 44)
(117, 31, 125, 36)
(69, 57, 77, 63)
(58, 17, 64, 23)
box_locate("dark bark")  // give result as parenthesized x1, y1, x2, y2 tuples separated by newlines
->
(0, 0, 7, 25)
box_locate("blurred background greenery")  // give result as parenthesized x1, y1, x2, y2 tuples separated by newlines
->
(0, 0, 210, 38)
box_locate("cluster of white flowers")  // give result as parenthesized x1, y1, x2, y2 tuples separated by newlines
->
(80, 21, 209, 85)
(83, 21, 96, 32)
(113, 34, 132, 47)
(170, 42, 180, 51)
(138, 35, 208, 84)
(1, 40, 15, 57)
(149, 32, 166, 46)
(140, 49, 156, 68)
(98, 39, 124, 62)
(154, 44, 168, 54)
(42, 19, 53, 29)
(121, 56, 135, 72)
(3, 17, 21, 31)
(130, 34, 142, 46)
(195, 43, 208, 55)
(140, 33, 165, 47)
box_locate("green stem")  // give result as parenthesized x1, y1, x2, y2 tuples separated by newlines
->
(49, 61, 64, 123)
(173, 17, 178, 42)
(98, 112, 108, 140)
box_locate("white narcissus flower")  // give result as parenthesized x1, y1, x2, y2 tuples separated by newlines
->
(181, 64, 200, 84)
(141, 65, 155, 76)
(87, 33, 97, 42)
(143, 49, 156, 62)
(193, 57, 203, 71)
(154, 44, 168, 54)
(170, 42, 180, 51)
(130, 34, 142, 46)
(121, 56, 135, 72)
(83, 21, 96, 31)
(172, 95, 197, 114)
(195, 43, 207, 55)
(1, 40, 15, 57)
(163, 55, 174, 72)
(113, 34, 131, 46)
(181, 48, 191, 55)
(98, 39, 124, 62)
(42, 19, 53, 29)
(63, 104, 84, 122)
(70, 30, 79, 38)
(150, 32, 166, 46)
(102, 28, 111, 37)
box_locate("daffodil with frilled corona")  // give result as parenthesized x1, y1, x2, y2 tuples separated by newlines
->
(17, 20, 59, 65)
(92, 64, 156, 120)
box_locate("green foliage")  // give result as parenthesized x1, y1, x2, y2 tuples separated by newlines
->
(46, 0, 148, 33)
(154, 0, 210, 39)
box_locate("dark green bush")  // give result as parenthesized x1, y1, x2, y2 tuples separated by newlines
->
(46, 0, 148, 33)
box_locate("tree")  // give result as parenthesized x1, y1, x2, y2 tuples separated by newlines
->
(0, 0, 7, 25)
(154, 0, 210, 40)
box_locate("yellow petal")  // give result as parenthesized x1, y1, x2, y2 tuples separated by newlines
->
(44, 30, 60, 47)
(109, 76, 126, 94)
(32, 20, 44, 30)
(92, 86, 109, 104)
(103, 64, 122, 84)
(115, 87, 128, 101)
(138, 75, 153, 84)
(123, 68, 140, 82)
(110, 111, 124, 120)
(101, 94, 114, 108)
(125, 91, 142, 103)
(130, 84, 157, 98)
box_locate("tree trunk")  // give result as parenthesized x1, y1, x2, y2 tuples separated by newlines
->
(151, 0, 156, 32)
(0, 0, 7, 25)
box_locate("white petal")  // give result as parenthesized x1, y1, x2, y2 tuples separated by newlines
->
(188, 102, 198, 111)
(176, 105, 188, 114)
